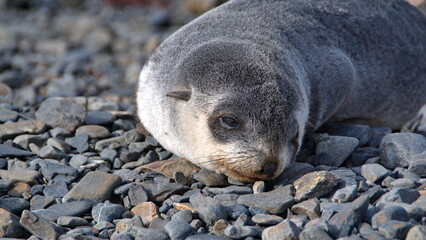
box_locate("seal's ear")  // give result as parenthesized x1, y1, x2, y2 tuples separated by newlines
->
(166, 90, 191, 101)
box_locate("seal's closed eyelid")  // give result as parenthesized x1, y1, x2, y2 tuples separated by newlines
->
(166, 90, 192, 101)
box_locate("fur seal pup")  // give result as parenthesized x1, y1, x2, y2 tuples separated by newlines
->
(137, 0, 426, 182)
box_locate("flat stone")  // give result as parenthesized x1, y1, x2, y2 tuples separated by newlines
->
(412, 194, 426, 212)
(124, 129, 144, 144)
(225, 204, 249, 219)
(62, 171, 122, 203)
(34, 200, 92, 222)
(262, 219, 301, 240)
(136, 227, 169, 240)
(164, 219, 195, 240)
(214, 194, 239, 207)
(390, 178, 417, 188)
(0, 197, 29, 215)
(193, 168, 229, 187)
(0, 143, 35, 158)
(39, 146, 66, 160)
(100, 148, 118, 162)
(406, 225, 426, 240)
(30, 195, 54, 211)
(95, 135, 127, 152)
(0, 169, 40, 184)
(251, 214, 284, 225)
(294, 171, 338, 202)
(224, 225, 261, 238)
(57, 216, 89, 227)
(35, 97, 86, 132)
(0, 208, 26, 238)
(272, 162, 315, 186)
(237, 186, 294, 215)
(409, 151, 426, 177)
(0, 179, 13, 195)
(0, 106, 18, 122)
(69, 154, 88, 168)
(291, 198, 320, 220)
(205, 186, 252, 195)
(361, 163, 390, 183)
(128, 184, 149, 207)
(0, 120, 46, 140)
(131, 201, 159, 226)
(359, 222, 387, 240)
(84, 110, 115, 125)
(328, 195, 370, 238)
(377, 202, 424, 221)
(49, 127, 72, 139)
(316, 135, 359, 167)
(378, 220, 413, 239)
(92, 201, 125, 223)
(186, 234, 223, 240)
(20, 210, 66, 239)
(380, 133, 426, 169)
(371, 205, 410, 229)
(189, 193, 227, 226)
(75, 125, 110, 139)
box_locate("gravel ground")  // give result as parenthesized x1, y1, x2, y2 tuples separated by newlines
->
(1, 0, 426, 239)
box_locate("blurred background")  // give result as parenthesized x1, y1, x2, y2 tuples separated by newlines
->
(0, 0, 227, 110)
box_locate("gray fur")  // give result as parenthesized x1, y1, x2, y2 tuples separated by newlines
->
(137, 0, 426, 181)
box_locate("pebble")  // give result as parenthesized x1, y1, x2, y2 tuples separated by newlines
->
(39, 145, 66, 160)
(0, 208, 26, 238)
(138, 182, 190, 203)
(13, 133, 49, 150)
(237, 186, 294, 214)
(171, 209, 193, 223)
(205, 185, 252, 195)
(378, 220, 413, 239)
(65, 134, 89, 153)
(95, 135, 127, 152)
(328, 195, 369, 238)
(0, 120, 46, 140)
(189, 193, 227, 226)
(69, 154, 88, 168)
(92, 201, 125, 223)
(43, 180, 69, 197)
(224, 225, 261, 238)
(299, 226, 333, 240)
(291, 198, 321, 220)
(20, 210, 66, 239)
(0, 143, 35, 157)
(408, 151, 426, 177)
(0, 106, 18, 122)
(193, 168, 229, 187)
(406, 225, 426, 240)
(380, 133, 426, 169)
(316, 135, 359, 167)
(85, 110, 116, 125)
(46, 138, 71, 153)
(75, 125, 110, 139)
(251, 214, 284, 225)
(360, 163, 390, 183)
(320, 123, 371, 146)
(294, 171, 338, 202)
(164, 219, 195, 240)
(0, 169, 40, 184)
(62, 171, 122, 203)
(57, 216, 89, 227)
(371, 205, 410, 229)
(35, 97, 86, 132)
(131, 201, 159, 226)
(262, 219, 301, 240)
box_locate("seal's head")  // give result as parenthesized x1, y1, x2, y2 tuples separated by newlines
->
(137, 40, 309, 182)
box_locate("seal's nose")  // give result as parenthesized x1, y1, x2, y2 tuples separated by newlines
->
(261, 161, 277, 176)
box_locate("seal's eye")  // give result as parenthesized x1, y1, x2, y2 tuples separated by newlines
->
(219, 116, 240, 130)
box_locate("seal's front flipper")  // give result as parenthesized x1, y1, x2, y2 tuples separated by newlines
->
(166, 90, 192, 101)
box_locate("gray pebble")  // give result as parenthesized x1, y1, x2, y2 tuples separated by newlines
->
(406, 225, 426, 240)
(13, 133, 49, 150)
(0, 144, 35, 158)
(47, 138, 71, 153)
(251, 214, 284, 225)
(330, 177, 358, 203)
(320, 123, 370, 147)
(361, 163, 390, 183)
(35, 97, 86, 132)
(291, 198, 320, 220)
(225, 204, 249, 220)
(316, 135, 359, 167)
(164, 219, 195, 240)
(92, 201, 125, 223)
(186, 234, 223, 240)
(20, 210, 66, 240)
(378, 220, 413, 239)
(376, 188, 420, 205)
(128, 184, 149, 207)
(65, 134, 89, 153)
(145, 150, 159, 162)
(49, 127, 72, 139)
(294, 171, 337, 202)
(39, 161, 78, 181)
(206, 186, 252, 195)
(124, 129, 144, 144)
(39, 146, 65, 160)
(171, 209, 193, 223)
(84, 110, 115, 125)
(57, 216, 89, 227)
(189, 193, 227, 226)
(224, 225, 261, 238)
(390, 178, 417, 188)
(75, 125, 110, 139)
(213, 194, 239, 207)
(238, 186, 294, 215)
(69, 154, 88, 168)
(43, 180, 69, 198)
(193, 168, 229, 187)
(299, 226, 333, 240)
(33, 200, 92, 222)
(380, 133, 426, 169)
(0, 106, 18, 122)
(128, 142, 149, 153)
(371, 205, 409, 229)
(409, 151, 426, 177)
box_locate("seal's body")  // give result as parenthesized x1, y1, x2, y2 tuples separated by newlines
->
(137, 0, 426, 182)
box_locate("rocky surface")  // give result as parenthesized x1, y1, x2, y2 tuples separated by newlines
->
(1, 0, 426, 239)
